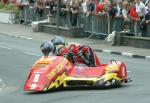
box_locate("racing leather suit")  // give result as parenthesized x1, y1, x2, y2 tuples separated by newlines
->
(68, 44, 101, 67)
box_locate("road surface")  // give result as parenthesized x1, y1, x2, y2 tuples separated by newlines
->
(0, 34, 149, 103)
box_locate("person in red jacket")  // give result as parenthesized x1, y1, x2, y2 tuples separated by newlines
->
(129, 6, 140, 21)
(67, 43, 101, 67)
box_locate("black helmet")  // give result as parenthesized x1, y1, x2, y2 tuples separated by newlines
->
(40, 41, 54, 56)
(51, 36, 65, 46)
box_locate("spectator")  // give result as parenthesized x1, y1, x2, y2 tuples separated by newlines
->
(81, 0, 89, 14)
(108, 1, 117, 18)
(122, 1, 131, 32)
(29, 0, 35, 22)
(134, 0, 147, 36)
(115, 1, 123, 17)
(35, 0, 45, 18)
(18, 0, 29, 24)
(87, 0, 95, 15)
(70, 0, 79, 26)
(103, 0, 111, 13)
(129, 1, 140, 21)
(59, 0, 68, 26)
(135, 0, 146, 20)
(59, 0, 67, 17)
(46, 0, 56, 16)
(95, 0, 111, 14)
(145, 0, 150, 24)
(111, 1, 123, 32)
(96, 1, 104, 14)
(129, 1, 140, 36)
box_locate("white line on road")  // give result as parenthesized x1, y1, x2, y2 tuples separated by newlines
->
(7, 35, 33, 40)
(146, 56, 150, 59)
(0, 45, 12, 50)
(127, 71, 131, 73)
(24, 52, 41, 57)
(121, 52, 133, 57)
(19, 36, 32, 40)
(103, 50, 111, 53)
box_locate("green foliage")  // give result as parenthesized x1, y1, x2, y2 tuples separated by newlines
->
(0, 3, 19, 21)
(0, 3, 18, 12)
(0, 3, 5, 9)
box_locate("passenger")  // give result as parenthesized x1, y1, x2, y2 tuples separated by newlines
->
(40, 41, 55, 57)
(40, 36, 67, 57)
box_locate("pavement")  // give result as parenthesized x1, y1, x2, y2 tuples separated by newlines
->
(0, 23, 150, 59)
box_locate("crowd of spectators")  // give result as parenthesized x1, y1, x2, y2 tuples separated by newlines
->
(1, 0, 150, 36)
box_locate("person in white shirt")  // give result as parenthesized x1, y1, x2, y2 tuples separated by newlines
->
(135, 0, 147, 20)
(134, 0, 147, 36)
(122, 1, 130, 32)
(81, 0, 89, 14)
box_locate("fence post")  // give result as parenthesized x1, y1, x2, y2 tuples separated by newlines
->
(146, 23, 150, 37)
(92, 14, 94, 35)
(107, 13, 110, 35)
(56, 0, 60, 35)
(24, 5, 27, 24)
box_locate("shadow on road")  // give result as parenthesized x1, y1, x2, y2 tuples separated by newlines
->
(24, 84, 130, 95)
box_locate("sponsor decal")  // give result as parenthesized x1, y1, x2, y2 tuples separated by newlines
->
(105, 64, 119, 72)
(122, 67, 126, 77)
(47, 58, 68, 79)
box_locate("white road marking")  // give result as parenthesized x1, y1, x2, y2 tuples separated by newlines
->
(7, 34, 32, 40)
(127, 71, 131, 73)
(122, 52, 133, 57)
(20, 36, 32, 40)
(24, 52, 41, 57)
(103, 50, 111, 53)
(0, 45, 12, 50)
(146, 56, 150, 59)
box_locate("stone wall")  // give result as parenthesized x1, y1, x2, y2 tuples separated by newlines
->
(115, 32, 150, 49)
(41, 25, 85, 38)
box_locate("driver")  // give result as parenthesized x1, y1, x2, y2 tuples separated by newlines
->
(68, 43, 101, 67)
(51, 36, 67, 55)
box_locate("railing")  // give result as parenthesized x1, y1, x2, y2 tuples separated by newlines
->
(19, 5, 150, 37)
(19, 5, 49, 24)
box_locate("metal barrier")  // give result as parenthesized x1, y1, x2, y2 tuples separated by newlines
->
(81, 14, 109, 36)
(146, 23, 150, 37)
(19, 5, 49, 24)
(19, 6, 150, 37)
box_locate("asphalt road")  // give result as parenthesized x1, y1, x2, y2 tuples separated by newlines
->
(0, 34, 150, 103)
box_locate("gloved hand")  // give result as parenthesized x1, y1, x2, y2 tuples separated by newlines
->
(78, 53, 90, 66)
(67, 52, 76, 64)
(77, 51, 82, 57)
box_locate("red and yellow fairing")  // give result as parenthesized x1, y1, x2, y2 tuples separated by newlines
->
(24, 56, 72, 91)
